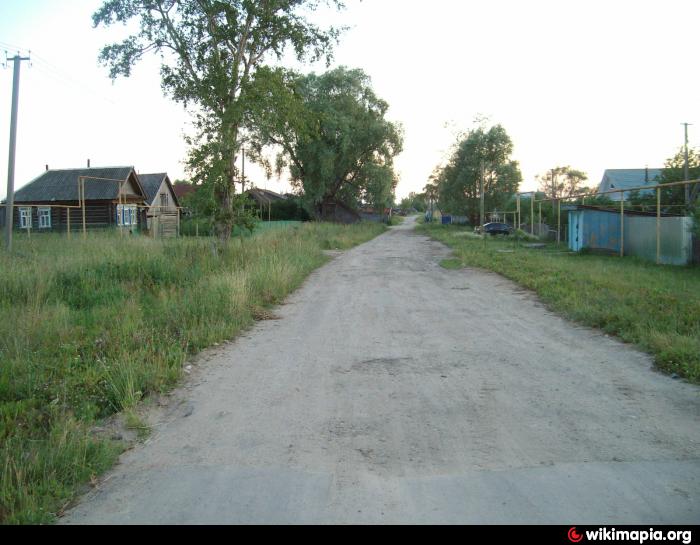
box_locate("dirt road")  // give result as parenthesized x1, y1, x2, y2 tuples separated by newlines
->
(63, 217, 700, 524)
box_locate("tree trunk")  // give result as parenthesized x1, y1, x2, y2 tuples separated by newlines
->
(213, 124, 240, 243)
(314, 200, 325, 222)
(214, 182, 234, 243)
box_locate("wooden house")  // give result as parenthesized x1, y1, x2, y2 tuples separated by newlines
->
(139, 173, 181, 238)
(247, 188, 287, 220)
(10, 166, 148, 233)
(247, 188, 287, 207)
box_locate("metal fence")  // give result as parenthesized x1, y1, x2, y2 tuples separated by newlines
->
(499, 179, 699, 265)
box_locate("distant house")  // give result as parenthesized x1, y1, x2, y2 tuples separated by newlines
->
(173, 182, 196, 200)
(139, 173, 181, 237)
(8, 166, 148, 232)
(247, 188, 287, 207)
(245, 188, 287, 221)
(597, 169, 663, 201)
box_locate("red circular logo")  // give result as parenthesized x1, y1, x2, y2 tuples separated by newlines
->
(568, 527, 584, 543)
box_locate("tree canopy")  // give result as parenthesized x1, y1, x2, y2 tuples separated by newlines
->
(658, 146, 700, 206)
(536, 166, 589, 199)
(433, 124, 522, 225)
(252, 66, 403, 218)
(93, 0, 343, 240)
(399, 192, 428, 212)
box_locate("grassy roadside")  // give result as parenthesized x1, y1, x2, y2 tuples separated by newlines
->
(0, 222, 385, 524)
(418, 223, 700, 384)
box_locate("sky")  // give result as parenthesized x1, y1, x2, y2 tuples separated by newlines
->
(1, 0, 699, 201)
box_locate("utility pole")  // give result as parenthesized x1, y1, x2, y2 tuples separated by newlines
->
(551, 168, 557, 200)
(479, 160, 485, 231)
(682, 123, 692, 206)
(4, 53, 30, 252)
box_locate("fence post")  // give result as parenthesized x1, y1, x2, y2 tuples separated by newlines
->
(657, 187, 661, 264)
(530, 197, 534, 235)
(557, 200, 561, 245)
(67, 208, 71, 239)
(81, 178, 87, 239)
(620, 197, 625, 257)
(118, 181, 124, 238)
(538, 202, 542, 237)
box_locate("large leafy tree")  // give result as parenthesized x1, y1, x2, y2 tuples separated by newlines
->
(658, 146, 700, 207)
(399, 192, 428, 212)
(252, 67, 403, 219)
(537, 166, 588, 199)
(93, 0, 343, 240)
(435, 124, 522, 225)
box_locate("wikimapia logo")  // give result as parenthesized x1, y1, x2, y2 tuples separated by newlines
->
(569, 528, 584, 543)
(567, 527, 693, 544)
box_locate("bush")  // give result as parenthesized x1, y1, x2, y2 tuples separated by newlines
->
(514, 229, 540, 242)
(267, 198, 311, 222)
(691, 206, 700, 238)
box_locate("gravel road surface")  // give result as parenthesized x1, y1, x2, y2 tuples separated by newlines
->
(63, 217, 700, 524)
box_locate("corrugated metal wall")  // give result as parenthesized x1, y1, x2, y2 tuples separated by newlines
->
(568, 208, 694, 265)
(584, 210, 622, 253)
(624, 216, 693, 266)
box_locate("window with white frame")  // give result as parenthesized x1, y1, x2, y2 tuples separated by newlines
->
(117, 205, 138, 226)
(19, 208, 31, 229)
(160, 193, 168, 208)
(39, 208, 51, 229)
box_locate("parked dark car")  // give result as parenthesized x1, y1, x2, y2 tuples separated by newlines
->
(483, 222, 513, 236)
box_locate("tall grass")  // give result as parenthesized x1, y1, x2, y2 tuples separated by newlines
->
(419, 224, 700, 383)
(0, 222, 385, 524)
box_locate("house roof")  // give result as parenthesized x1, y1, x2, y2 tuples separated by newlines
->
(139, 173, 168, 204)
(598, 169, 663, 193)
(248, 188, 287, 205)
(173, 183, 196, 199)
(138, 173, 180, 208)
(13, 167, 143, 203)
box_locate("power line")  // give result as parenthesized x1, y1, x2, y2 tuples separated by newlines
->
(30, 60, 118, 106)
(1, 44, 119, 106)
(33, 50, 119, 106)
(0, 39, 30, 54)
